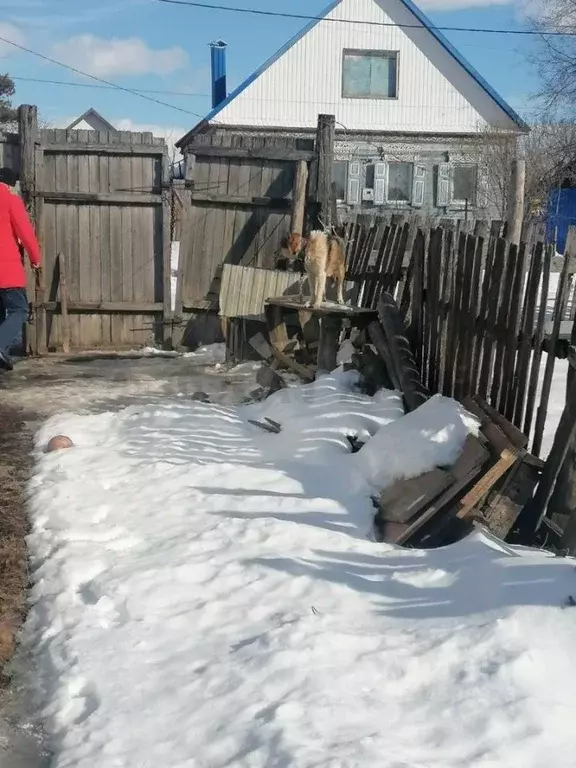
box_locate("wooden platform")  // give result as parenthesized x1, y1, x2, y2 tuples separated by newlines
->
(265, 296, 378, 321)
(265, 296, 377, 374)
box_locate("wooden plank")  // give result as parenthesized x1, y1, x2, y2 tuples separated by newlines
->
(42, 142, 166, 155)
(317, 315, 343, 373)
(395, 434, 490, 545)
(456, 448, 519, 520)
(445, 231, 466, 398)
(524, 245, 552, 440)
(58, 253, 70, 353)
(190, 192, 291, 210)
(533, 237, 574, 456)
(478, 238, 506, 401)
(468, 395, 529, 449)
(39, 191, 162, 205)
(35, 301, 163, 312)
(512, 242, 543, 428)
(373, 292, 430, 412)
(470, 235, 496, 389)
(161, 150, 172, 346)
(425, 227, 443, 392)
(376, 469, 453, 524)
(481, 460, 540, 540)
(519, 375, 576, 537)
(189, 145, 314, 162)
(502, 242, 528, 420)
(265, 304, 289, 352)
(290, 159, 308, 237)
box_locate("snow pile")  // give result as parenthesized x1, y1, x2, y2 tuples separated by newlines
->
(22, 372, 576, 768)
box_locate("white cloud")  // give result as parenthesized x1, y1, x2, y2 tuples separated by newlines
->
(0, 23, 25, 57)
(418, 0, 511, 8)
(51, 35, 188, 78)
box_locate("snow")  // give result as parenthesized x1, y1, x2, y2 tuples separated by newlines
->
(21, 369, 576, 768)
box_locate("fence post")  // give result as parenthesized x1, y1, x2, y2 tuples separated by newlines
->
(290, 160, 308, 236)
(18, 105, 37, 219)
(313, 114, 335, 230)
(506, 157, 525, 247)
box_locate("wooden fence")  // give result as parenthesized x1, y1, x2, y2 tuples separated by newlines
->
(16, 105, 171, 351)
(173, 133, 315, 343)
(345, 218, 574, 456)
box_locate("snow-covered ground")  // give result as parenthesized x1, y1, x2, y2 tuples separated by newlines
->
(20, 369, 576, 768)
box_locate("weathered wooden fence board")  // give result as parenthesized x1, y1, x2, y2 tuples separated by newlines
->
(17, 106, 170, 351)
(177, 134, 315, 318)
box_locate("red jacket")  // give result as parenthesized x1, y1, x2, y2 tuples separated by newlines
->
(0, 183, 41, 289)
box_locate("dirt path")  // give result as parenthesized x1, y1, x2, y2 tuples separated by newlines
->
(0, 349, 260, 766)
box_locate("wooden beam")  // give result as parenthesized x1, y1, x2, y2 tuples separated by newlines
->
(57, 253, 70, 354)
(39, 191, 162, 205)
(317, 315, 342, 374)
(290, 160, 308, 236)
(189, 145, 314, 162)
(18, 105, 38, 214)
(38, 301, 163, 313)
(314, 114, 336, 228)
(42, 142, 166, 156)
(190, 193, 291, 209)
(161, 151, 173, 347)
(506, 157, 526, 247)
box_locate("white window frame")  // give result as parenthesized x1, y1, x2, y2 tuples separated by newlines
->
(386, 160, 414, 205)
(341, 49, 399, 100)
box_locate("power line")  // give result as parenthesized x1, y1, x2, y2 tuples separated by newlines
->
(0, 33, 209, 120)
(157, 0, 576, 38)
(10, 76, 532, 113)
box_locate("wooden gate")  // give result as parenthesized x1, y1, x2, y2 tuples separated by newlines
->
(19, 106, 171, 351)
(175, 134, 314, 327)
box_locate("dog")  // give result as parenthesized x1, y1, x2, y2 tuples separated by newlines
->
(285, 231, 346, 308)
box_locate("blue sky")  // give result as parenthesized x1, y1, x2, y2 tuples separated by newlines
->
(0, 0, 538, 142)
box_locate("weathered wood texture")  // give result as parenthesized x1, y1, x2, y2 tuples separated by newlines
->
(17, 106, 170, 351)
(178, 133, 314, 311)
(349, 218, 576, 457)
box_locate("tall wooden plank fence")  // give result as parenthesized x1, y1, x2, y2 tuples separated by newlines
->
(18, 105, 172, 352)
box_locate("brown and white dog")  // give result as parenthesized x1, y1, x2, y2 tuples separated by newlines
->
(285, 231, 346, 308)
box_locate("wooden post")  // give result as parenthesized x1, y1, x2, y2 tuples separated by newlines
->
(506, 157, 525, 247)
(18, 105, 38, 220)
(57, 253, 70, 354)
(314, 114, 335, 230)
(161, 150, 173, 348)
(172, 155, 194, 350)
(317, 315, 342, 375)
(290, 160, 308, 236)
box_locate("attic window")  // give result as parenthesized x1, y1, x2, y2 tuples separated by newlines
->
(342, 50, 398, 99)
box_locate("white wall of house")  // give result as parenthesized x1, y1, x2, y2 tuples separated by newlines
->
(212, 0, 520, 134)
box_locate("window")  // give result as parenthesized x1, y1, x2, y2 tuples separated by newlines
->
(332, 162, 347, 201)
(453, 165, 477, 204)
(388, 162, 413, 202)
(342, 50, 398, 99)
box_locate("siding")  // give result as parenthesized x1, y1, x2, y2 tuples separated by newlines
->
(213, 0, 519, 134)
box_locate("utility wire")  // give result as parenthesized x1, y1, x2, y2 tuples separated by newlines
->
(157, 0, 575, 38)
(10, 76, 532, 113)
(0, 33, 209, 120)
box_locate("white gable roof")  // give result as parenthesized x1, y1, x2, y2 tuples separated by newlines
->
(186, 0, 526, 139)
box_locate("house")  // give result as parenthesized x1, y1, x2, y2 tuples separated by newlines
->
(177, 0, 528, 219)
(66, 108, 117, 133)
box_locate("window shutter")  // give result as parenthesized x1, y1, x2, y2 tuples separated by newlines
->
(374, 162, 387, 205)
(347, 161, 361, 205)
(437, 163, 452, 207)
(412, 164, 426, 208)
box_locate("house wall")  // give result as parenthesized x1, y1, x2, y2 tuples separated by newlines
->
(208, 0, 521, 134)
(186, 125, 506, 220)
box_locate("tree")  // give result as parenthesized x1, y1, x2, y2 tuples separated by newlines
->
(0, 73, 17, 125)
(475, 122, 576, 224)
(525, 0, 576, 117)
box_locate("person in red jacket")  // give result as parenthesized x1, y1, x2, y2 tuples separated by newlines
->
(0, 167, 41, 371)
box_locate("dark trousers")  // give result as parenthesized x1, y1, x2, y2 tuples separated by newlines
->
(0, 288, 28, 357)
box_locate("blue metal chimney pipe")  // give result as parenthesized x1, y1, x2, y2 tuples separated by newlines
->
(210, 40, 227, 109)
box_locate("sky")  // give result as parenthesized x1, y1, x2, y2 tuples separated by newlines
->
(0, 0, 540, 147)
